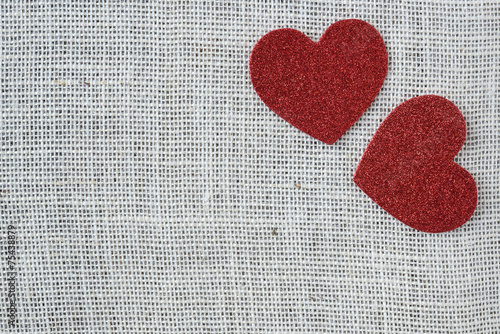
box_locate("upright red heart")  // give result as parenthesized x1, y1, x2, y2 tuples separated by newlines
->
(249, 19, 388, 144)
(353, 95, 477, 233)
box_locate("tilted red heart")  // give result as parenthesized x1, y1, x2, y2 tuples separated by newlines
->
(353, 95, 477, 233)
(249, 19, 388, 144)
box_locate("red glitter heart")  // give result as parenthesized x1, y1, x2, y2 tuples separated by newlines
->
(249, 19, 388, 144)
(353, 95, 477, 233)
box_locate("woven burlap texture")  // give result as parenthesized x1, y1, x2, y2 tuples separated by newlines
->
(1, 1, 499, 333)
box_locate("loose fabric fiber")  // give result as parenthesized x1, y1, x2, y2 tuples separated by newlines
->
(1, 1, 499, 333)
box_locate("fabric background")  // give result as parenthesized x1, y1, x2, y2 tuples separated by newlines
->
(1, 1, 499, 333)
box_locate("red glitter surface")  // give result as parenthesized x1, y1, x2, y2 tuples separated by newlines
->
(249, 19, 388, 144)
(353, 95, 478, 233)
